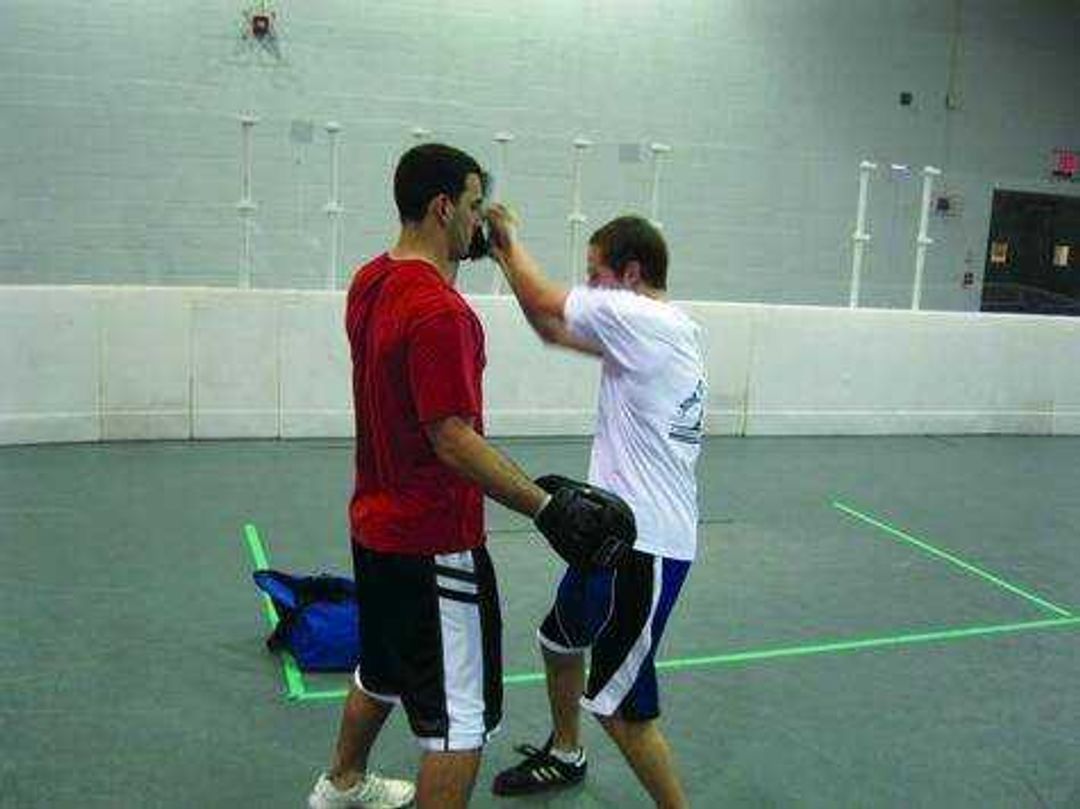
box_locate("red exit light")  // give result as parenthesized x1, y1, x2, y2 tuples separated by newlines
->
(1053, 149, 1078, 178)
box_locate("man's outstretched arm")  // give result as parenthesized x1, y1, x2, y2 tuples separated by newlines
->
(486, 205, 600, 356)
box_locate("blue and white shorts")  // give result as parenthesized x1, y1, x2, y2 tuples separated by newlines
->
(538, 550, 691, 720)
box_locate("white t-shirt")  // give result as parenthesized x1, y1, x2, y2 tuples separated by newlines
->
(565, 287, 706, 561)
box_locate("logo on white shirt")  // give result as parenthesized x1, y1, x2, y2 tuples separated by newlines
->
(668, 379, 704, 445)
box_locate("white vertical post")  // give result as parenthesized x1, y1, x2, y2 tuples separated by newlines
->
(324, 121, 344, 290)
(568, 137, 592, 284)
(648, 142, 671, 229)
(237, 114, 259, 288)
(490, 132, 514, 294)
(911, 165, 942, 310)
(849, 160, 877, 308)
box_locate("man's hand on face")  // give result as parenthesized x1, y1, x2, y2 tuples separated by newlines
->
(483, 203, 519, 259)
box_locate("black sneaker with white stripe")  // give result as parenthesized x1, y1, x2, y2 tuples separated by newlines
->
(491, 736, 587, 796)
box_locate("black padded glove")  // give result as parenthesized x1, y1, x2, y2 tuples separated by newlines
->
(533, 474, 636, 569)
(466, 222, 491, 260)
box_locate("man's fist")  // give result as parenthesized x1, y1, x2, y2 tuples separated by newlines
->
(483, 203, 519, 255)
(533, 475, 636, 569)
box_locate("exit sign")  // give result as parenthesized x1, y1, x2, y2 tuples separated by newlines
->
(1052, 148, 1078, 179)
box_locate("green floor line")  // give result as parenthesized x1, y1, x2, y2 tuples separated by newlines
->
(243, 523, 271, 570)
(832, 500, 1074, 618)
(243, 523, 306, 700)
(654, 616, 1080, 668)
(243, 513, 1080, 706)
(286, 616, 1080, 703)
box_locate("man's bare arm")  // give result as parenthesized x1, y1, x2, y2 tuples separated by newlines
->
(521, 308, 601, 356)
(424, 415, 548, 517)
(495, 240, 568, 321)
(487, 205, 600, 356)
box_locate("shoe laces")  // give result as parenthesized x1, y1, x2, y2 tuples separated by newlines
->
(510, 742, 562, 771)
(357, 772, 394, 801)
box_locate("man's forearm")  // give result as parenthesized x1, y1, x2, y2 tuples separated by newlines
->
(497, 242, 566, 321)
(428, 417, 547, 517)
(498, 245, 600, 356)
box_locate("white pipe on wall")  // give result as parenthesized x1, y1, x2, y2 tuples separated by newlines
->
(648, 142, 671, 229)
(849, 160, 878, 308)
(324, 121, 344, 290)
(490, 132, 514, 294)
(237, 114, 259, 288)
(911, 165, 942, 311)
(568, 137, 592, 284)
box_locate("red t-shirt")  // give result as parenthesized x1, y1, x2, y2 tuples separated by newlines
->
(345, 253, 486, 555)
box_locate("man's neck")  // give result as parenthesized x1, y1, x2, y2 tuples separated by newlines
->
(390, 226, 455, 284)
(633, 283, 666, 301)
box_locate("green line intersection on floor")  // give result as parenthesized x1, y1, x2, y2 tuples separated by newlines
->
(243, 501, 1079, 704)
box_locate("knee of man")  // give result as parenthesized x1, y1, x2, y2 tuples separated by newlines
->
(597, 711, 647, 733)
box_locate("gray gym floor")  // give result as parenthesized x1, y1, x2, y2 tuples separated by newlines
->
(3, 435, 1079, 808)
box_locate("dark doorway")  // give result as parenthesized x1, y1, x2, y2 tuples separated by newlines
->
(981, 189, 1080, 315)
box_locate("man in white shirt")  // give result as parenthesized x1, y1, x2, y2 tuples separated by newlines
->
(485, 209, 705, 809)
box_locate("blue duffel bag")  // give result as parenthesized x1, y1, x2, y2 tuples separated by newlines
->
(252, 569, 359, 672)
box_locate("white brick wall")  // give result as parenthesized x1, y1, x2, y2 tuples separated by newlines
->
(1, 0, 1078, 308)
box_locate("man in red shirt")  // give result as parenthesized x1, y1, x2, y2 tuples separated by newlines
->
(308, 144, 623, 809)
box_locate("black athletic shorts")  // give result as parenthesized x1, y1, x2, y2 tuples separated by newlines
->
(351, 543, 502, 751)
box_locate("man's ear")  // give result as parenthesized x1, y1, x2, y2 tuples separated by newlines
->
(428, 193, 453, 225)
(622, 260, 643, 287)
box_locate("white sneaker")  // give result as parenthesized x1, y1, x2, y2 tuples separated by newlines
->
(307, 771, 415, 809)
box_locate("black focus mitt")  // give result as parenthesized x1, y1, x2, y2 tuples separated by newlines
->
(533, 475, 636, 569)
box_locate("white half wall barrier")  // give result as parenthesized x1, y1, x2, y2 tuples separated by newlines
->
(1, 286, 1078, 446)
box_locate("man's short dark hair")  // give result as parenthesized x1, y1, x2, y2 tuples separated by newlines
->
(393, 143, 487, 224)
(589, 216, 669, 290)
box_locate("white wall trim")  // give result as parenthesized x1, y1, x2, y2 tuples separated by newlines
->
(2, 285, 1078, 444)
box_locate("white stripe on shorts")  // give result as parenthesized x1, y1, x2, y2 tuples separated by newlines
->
(436, 574, 479, 596)
(580, 556, 663, 716)
(352, 667, 401, 706)
(536, 627, 587, 656)
(433, 551, 489, 751)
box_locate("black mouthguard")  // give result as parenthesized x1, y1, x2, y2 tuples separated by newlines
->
(466, 223, 491, 261)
